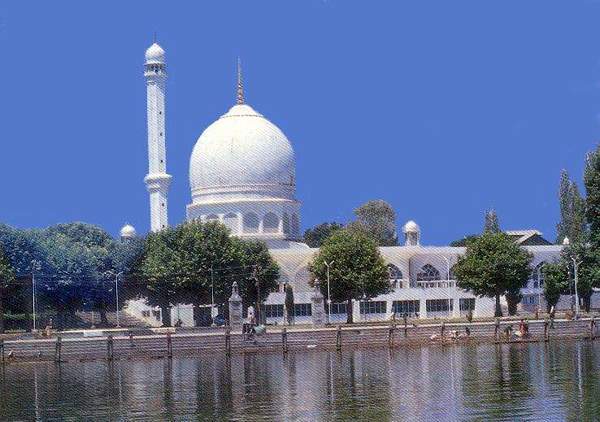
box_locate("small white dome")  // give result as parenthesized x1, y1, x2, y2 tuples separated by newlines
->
(120, 224, 137, 238)
(189, 103, 295, 203)
(403, 220, 420, 233)
(145, 43, 165, 63)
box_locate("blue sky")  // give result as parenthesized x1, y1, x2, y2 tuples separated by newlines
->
(1, 1, 600, 245)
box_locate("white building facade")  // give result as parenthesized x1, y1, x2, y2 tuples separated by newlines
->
(126, 42, 597, 327)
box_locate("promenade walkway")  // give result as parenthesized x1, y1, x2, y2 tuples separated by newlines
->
(0, 316, 598, 364)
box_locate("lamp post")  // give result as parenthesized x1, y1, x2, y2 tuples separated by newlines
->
(114, 271, 123, 327)
(563, 237, 582, 318)
(31, 260, 40, 332)
(210, 266, 215, 326)
(323, 260, 334, 323)
(537, 266, 543, 314)
(32, 267, 37, 332)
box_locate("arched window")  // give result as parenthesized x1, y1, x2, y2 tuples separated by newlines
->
(532, 262, 546, 288)
(388, 264, 403, 280)
(243, 212, 259, 233)
(417, 264, 440, 281)
(388, 264, 403, 288)
(263, 213, 279, 233)
(223, 213, 238, 233)
(205, 214, 219, 222)
(291, 214, 299, 236)
(282, 213, 290, 234)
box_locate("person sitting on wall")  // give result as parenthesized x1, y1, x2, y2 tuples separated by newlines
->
(516, 319, 529, 338)
(44, 318, 54, 337)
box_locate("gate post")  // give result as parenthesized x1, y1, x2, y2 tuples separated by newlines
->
(166, 332, 173, 359)
(225, 327, 231, 356)
(388, 324, 395, 348)
(282, 327, 288, 354)
(55, 336, 62, 363)
(107, 335, 114, 361)
(494, 318, 500, 341)
(336, 325, 342, 351)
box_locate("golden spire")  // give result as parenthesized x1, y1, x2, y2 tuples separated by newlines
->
(236, 57, 244, 105)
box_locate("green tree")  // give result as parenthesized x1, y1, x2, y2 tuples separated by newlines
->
(0, 244, 16, 333)
(132, 221, 279, 326)
(563, 242, 599, 313)
(132, 227, 181, 326)
(505, 288, 522, 316)
(0, 225, 45, 330)
(453, 231, 533, 317)
(235, 238, 279, 323)
(174, 221, 242, 318)
(303, 222, 343, 248)
(449, 234, 478, 247)
(557, 170, 586, 244)
(584, 145, 600, 247)
(309, 229, 390, 323)
(349, 200, 398, 246)
(36, 223, 115, 328)
(484, 209, 500, 233)
(542, 262, 568, 312)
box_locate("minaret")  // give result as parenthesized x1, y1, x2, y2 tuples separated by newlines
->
(144, 41, 172, 232)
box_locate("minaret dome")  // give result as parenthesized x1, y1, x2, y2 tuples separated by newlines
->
(145, 43, 165, 64)
(120, 224, 137, 240)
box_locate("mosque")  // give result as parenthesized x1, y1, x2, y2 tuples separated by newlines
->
(124, 42, 594, 326)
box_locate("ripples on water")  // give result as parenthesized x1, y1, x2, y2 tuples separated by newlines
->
(0, 341, 599, 421)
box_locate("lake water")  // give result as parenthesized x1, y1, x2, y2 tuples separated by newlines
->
(0, 340, 599, 421)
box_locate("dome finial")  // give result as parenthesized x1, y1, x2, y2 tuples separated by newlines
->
(236, 57, 244, 105)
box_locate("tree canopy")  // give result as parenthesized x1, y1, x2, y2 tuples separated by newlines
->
(34, 223, 117, 327)
(557, 170, 586, 244)
(309, 228, 390, 323)
(542, 262, 568, 312)
(132, 220, 279, 326)
(0, 244, 16, 333)
(484, 209, 500, 233)
(303, 222, 343, 248)
(453, 231, 533, 316)
(348, 200, 398, 246)
(0, 222, 143, 329)
(584, 145, 600, 247)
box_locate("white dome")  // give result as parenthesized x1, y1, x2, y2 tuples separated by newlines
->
(403, 220, 420, 233)
(189, 103, 295, 203)
(120, 224, 137, 238)
(145, 43, 165, 63)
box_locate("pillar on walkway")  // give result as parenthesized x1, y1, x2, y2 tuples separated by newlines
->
(419, 299, 427, 319)
(311, 280, 326, 327)
(228, 281, 243, 332)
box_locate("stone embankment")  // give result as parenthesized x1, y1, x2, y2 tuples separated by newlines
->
(0, 318, 597, 364)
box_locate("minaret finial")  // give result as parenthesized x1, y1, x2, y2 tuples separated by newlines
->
(236, 57, 244, 105)
(153, 32, 157, 43)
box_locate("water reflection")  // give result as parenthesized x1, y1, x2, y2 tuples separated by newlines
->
(0, 341, 599, 421)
